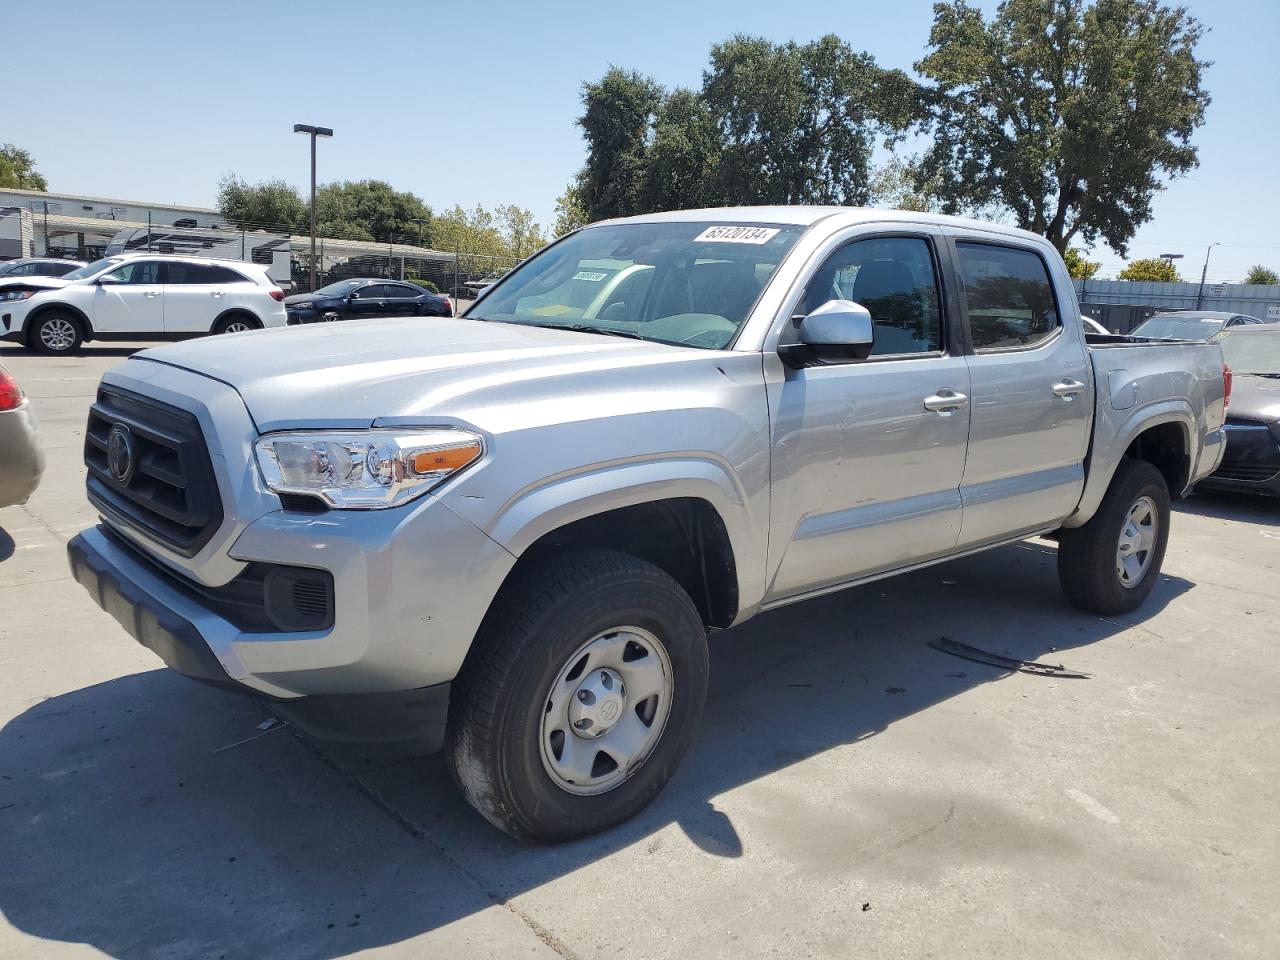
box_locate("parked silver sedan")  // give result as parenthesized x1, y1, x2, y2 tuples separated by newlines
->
(0, 361, 44, 507)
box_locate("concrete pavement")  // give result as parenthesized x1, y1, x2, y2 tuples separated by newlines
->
(1, 340, 1277, 959)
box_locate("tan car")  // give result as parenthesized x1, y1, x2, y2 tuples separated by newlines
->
(0, 361, 44, 507)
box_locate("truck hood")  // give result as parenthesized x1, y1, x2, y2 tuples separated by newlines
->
(136, 317, 729, 432)
(1227, 374, 1280, 423)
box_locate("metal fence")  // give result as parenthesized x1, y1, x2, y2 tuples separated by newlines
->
(1074, 278, 1280, 332)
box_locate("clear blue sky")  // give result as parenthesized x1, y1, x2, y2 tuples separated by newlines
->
(6, 0, 1277, 280)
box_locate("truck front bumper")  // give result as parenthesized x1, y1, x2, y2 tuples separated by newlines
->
(66, 523, 475, 752)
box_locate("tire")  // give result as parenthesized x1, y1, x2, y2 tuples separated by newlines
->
(213, 314, 260, 335)
(447, 549, 709, 842)
(321, 312, 342, 323)
(28, 311, 84, 355)
(1058, 458, 1171, 615)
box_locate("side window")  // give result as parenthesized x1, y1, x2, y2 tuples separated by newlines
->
(384, 284, 419, 299)
(206, 265, 249, 284)
(956, 242, 1061, 350)
(799, 236, 943, 356)
(101, 261, 163, 284)
(360, 285, 389, 299)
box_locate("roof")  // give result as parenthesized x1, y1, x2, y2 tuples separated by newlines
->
(1150, 311, 1244, 320)
(106, 252, 275, 271)
(601, 205, 1048, 243)
(0, 186, 220, 216)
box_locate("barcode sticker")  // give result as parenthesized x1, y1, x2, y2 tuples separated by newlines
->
(693, 225, 780, 245)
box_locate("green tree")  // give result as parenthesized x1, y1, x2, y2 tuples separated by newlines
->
(577, 68, 664, 221)
(1119, 257, 1180, 282)
(703, 35, 886, 205)
(494, 204, 548, 259)
(432, 204, 548, 275)
(1064, 247, 1102, 280)
(313, 180, 432, 244)
(912, 0, 1209, 255)
(641, 88, 721, 212)
(1244, 264, 1279, 285)
(868, 154, 939, 212)
(0, 143, 48, 191)
(217, 176, 306, 231)
(553, 179, 589, 236)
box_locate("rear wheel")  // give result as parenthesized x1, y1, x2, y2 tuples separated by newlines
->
(321, 311, 342, 323)
(28, 311, 83, 354)
(447, 549, 709, 842)
(213, 314, 260, 335)
(1058, 459, 1171, 614)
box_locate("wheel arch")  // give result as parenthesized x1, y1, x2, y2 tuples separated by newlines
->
(209, 308, 262, 333)
(1064, 406, 1193, 528)
(25, 301, 94, 341)
(488, 495, 742, 630)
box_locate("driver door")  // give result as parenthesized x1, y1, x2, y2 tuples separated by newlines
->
(92, 259, 165, 334)
(766, 230, 971, 600)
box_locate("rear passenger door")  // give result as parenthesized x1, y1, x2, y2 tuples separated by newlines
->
(161, 261, 228, 333)
(947, 236, 1093, 548)
(382, 283, 422, 315)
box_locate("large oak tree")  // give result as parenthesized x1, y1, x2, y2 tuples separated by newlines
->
(912, 0, 1209, 255)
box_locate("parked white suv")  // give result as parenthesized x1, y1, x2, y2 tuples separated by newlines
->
(0, 254, 287, 354)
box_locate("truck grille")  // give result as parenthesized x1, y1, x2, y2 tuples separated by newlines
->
(84, 386, 223, 557)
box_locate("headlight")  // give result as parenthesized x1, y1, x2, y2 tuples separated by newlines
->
(254, 428, 483, 509)
(0, 290, 36, 302)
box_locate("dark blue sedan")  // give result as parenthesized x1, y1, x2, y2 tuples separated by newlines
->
(285, 278, 452, 325)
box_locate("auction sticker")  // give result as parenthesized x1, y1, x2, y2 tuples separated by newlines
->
(693, 225, 780, 244)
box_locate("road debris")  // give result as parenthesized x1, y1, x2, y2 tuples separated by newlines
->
(928, 637, 1090, 679)
(212, 718, 285, 754)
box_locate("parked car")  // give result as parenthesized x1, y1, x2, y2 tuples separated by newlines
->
(0, 362, 44, 508)
(1130, 310, 1270, 341)
(0, 257, 85, 280)
(66, 207, 1228, 842)
(1198, 327, 1280, 495)
(1082, 316, 1110, 335)
(0, 254, 286, 354)
(284, 279, 452, 324)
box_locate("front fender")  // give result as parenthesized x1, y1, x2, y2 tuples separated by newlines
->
(475, 456, 766, 616)
(1063, 400, 1194, 528)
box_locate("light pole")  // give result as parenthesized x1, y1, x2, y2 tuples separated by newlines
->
(1196, 242, 1220, 310)
(1159, 252, 1184, 267)
(293, 123, 333, 292)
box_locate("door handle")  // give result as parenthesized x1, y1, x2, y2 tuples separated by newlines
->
(143, 291, 159, 298)
(210, 291, 224, 298)
(1052, 378, 1085, 399)
(923, 389, 969, 413)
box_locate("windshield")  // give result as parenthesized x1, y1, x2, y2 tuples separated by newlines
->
(313, 279, 364, 297)
(1220, 332, 1280, 375)
(1131, 315, 1227, 340)
(469, 221, 806, 349)
(62, 257, 121, 281)
(0, 261, 19, 277)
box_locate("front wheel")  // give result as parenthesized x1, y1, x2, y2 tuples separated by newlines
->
(28, 311, 83, 354)
(447, 550, 709, 842)
(1058, 459, 1171, 615)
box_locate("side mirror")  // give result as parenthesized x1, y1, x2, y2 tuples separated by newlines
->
(96, 276, 125, 286)
(778, 299, 875, 368)
(347, 292, 359, 300)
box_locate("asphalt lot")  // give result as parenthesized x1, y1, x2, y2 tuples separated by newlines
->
(1, 340, 1277, 960)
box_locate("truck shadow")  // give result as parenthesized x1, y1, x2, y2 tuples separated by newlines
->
(0, 540, 1192, 959)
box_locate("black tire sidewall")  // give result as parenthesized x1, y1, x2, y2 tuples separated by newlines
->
(1110, 469, 1172, 608)
(474, 559, 708, 841)
(29, 311, 82, 354)
(214, 315, 260, 335)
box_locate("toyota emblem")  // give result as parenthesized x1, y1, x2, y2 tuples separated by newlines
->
(106, 423, 136, 485)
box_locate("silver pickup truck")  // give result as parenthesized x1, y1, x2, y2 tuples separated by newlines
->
(67, 207, 1228, 841)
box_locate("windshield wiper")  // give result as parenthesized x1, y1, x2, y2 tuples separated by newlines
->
(546, 323, 647, 341)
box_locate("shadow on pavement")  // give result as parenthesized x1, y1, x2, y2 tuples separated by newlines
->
(1178, 488, 1279, 526)
(0, 541, 1193, 958)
